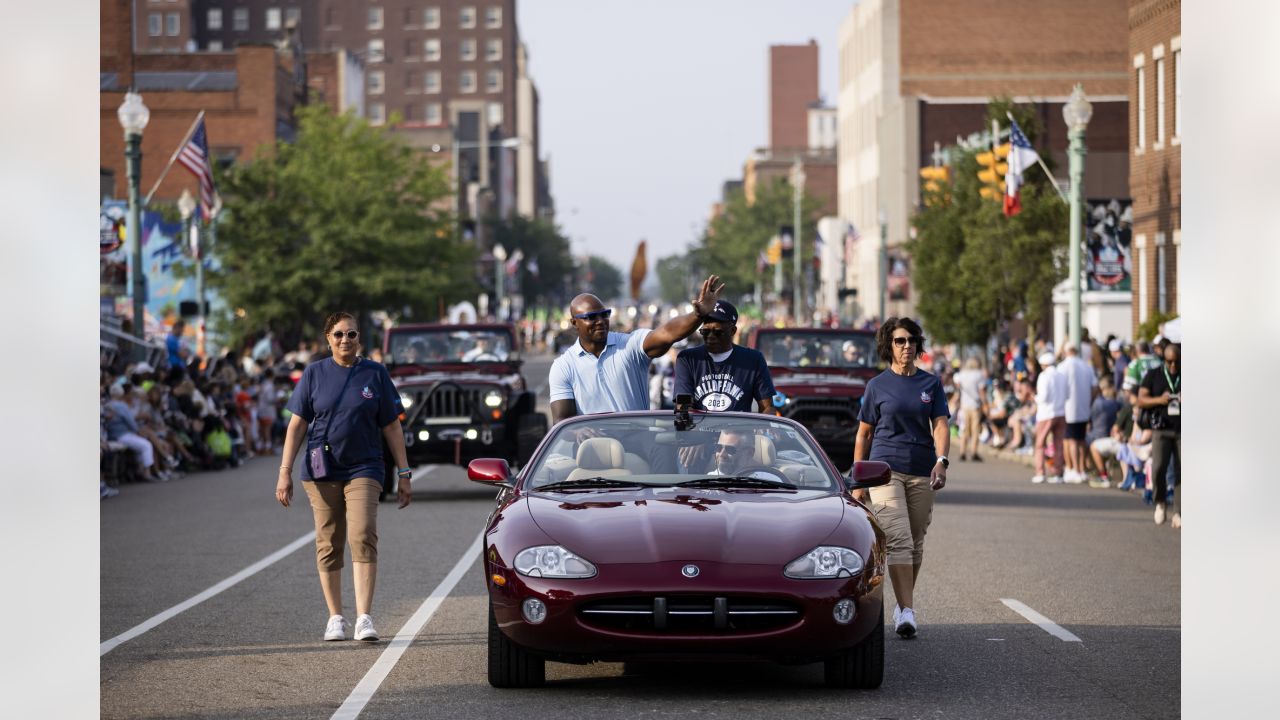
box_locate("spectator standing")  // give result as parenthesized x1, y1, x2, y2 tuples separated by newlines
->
(1059, 344, 1098, 484)
(852, 317, 950, 639)
(1123, 341, 1162, 393)
(166, 319, 190, 374)
(952, 357, 987, 462)
(1136, 342, 1181, 528)
(1110, 339, 1130, 390)
(1031, 352, 1067, 484)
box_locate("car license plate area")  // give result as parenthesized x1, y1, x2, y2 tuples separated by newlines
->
(578, 596, 800, 633)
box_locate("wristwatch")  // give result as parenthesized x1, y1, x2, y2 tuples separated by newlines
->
(936, 456, 949, 469)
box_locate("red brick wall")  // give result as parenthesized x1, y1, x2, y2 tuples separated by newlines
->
(769, 42, 820, 154)
(133, 0, 194, 53)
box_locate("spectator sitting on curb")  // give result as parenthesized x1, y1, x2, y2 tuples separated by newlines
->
(1084, 375, 1123, 487)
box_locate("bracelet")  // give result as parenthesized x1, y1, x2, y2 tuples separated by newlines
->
(280, 465, 292, 471)
(397, 467, 412, 477)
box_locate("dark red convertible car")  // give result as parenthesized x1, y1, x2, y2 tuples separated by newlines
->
(467, 410, 891, 689)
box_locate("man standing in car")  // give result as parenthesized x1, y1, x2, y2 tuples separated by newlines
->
(673, 300, 776, 414)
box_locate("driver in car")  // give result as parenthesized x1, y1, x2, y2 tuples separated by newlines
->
(699, 430, 781, 481)
(462, 336, 506, 362)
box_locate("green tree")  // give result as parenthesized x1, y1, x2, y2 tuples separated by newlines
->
(909, 99, 1067, 345)
(485, 214, 574, 308)
(701, 178, 821, 301)
(583, 255, 623, 302)
(208, 105, 475, 347)
(656, 250, 696, 305)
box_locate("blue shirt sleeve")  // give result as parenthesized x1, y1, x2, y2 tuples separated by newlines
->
(673, 349, 694, 398)
(285, 364, 315, 422)
(548, 355, 574, 403)
(857, 379, 879, 425)
(375, 364, 402, 427)
(626, 329, 653, 360)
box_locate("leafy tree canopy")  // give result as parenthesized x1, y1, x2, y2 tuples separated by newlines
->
(485, 214, 574, 309)
(583, 256, 624, 303)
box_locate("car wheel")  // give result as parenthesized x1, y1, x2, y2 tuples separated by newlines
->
(823, 602, 884, 689)
(516, 412, 548, 466)
(488, 599, 545, 688)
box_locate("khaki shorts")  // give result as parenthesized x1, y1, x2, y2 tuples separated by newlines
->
(303, 477, 381, 570)
(869, 470, 936, 567)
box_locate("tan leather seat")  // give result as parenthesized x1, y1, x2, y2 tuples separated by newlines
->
(566, 437, 633, 481)
(752, 435, 776, 466)
(622, 452, 650, 475)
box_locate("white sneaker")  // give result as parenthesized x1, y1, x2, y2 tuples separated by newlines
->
(1031, 474, 1046, 484)
(1154, 504, 1167, 525)
(895, 606, 917, 638)
(354, 614, 378, 642)
(1064, 470, 1086, 484)
(324, 614, 348, 641)
(1047, 475, 1064, 484)
(1171, 513, 1181, 529)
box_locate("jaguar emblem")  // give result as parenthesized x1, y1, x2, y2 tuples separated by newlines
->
(681, 564, 700, 578)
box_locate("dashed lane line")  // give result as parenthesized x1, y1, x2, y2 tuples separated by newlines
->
(331, 531, 485, 720)
(100, 531, 316, 656)
(1000, 598, 1084, 642)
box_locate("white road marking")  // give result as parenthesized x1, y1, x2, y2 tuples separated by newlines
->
(999, 598, 1083, 642)
(100, 531, 316, 656)
(331, 531, 485, 720)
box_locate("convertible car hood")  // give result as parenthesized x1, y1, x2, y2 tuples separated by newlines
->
(524, 490, 847, 565)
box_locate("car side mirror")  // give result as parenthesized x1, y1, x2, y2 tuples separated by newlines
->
(846, 460, 891, 490)
(468, 458, 513, 486)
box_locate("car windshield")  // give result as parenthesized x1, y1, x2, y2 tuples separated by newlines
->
(525, 414, 840, 492)
(757, 332, 876, 369)
(389, 329, 513, 364)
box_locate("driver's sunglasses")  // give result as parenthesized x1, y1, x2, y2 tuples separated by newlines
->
(573, 308, 612, 322)
(332, 330, 360, 340)
(892, 336, 921, 347)
(714, 443, 747, 455)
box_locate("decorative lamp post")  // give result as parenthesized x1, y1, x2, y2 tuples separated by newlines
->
(493, 243, 507, 321)
(177, 189, 205, 357)
(790, 157, 806, 323)
(117, 91, 150, 343)
(877, 208, 888, 323)
(1062, 84, 1093, 348)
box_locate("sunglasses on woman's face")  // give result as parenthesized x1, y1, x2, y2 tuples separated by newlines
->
(892, 336, 921, 347)
(332, 330, 359, 340)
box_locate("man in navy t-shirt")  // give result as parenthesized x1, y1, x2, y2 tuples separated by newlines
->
(674, 301, 776, 414)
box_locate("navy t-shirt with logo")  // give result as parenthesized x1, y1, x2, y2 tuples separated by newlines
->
(857, 369, 950, 477)
(674, 345, 775, 412)
(286, 357, 403, 482)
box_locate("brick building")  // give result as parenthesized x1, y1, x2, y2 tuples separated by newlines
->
(838, 0, 1131, 326)
(769, 41, 820, 155)
(1128, 0, 1181, 335)
(132, 0, 196, 53)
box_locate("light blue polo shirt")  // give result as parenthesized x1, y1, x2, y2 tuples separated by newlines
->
(548, 329, 653, 414)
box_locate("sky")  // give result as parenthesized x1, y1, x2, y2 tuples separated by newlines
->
(516, 0, 855, 274)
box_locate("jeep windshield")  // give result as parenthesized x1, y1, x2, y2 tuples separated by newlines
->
(388, 329, 514, 365)
(756, 332, 876, 369)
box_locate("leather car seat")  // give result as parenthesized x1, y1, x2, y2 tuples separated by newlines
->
(752, 434, 776, 465)
(566, 437, 633, 481)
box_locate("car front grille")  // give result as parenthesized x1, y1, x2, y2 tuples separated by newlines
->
(404, 385, 487, 423)
(578, 596, 802, 633)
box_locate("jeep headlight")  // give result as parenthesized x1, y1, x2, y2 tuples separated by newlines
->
(399, 392, 414, 409)
(784, 546, 864, 579)
(513, 545, 597, 579)
(483, 390, 503, 408)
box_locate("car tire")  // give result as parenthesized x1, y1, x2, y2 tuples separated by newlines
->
(516, 412, 548, 466)
(823, 603, 884, 689)
(488, 599, 545, 688)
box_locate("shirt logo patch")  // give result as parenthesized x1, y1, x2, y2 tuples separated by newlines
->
(920, 391, 932, 403)
(361, 386, 374, 399)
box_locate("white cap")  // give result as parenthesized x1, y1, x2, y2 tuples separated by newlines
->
(1108, 339, 1122, 352)
(133, 361, 155, 374)
(1038, 352, 1056, 366)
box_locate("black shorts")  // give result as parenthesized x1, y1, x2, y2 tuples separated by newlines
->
(1065, 421, 1088, 441)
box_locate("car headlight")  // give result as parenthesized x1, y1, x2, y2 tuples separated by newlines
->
(783, 546, 864, 579)
(399, 392, 414, 409)
(513, 545, 598, 579)
(483, 390, 503, 408)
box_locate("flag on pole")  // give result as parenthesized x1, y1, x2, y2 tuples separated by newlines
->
(176, 115, 220, 222)
(813, 231, 825, 270)
(1003, 119, 1039, 217)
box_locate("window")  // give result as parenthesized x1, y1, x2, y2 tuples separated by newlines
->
(368, 38, 385, 63)
(208, 39, 223, 51)
(486, 69, 502, 93)
(368, 6, 383, 30)
(1174, 49, 1182, 139)
(368, 70, 385, 95)
(285, 7, 301, 28)
(487, 102, 503, 127)
(424, 6, 440, 28)
(1135, 66, 1146, 150)
(266, 8, 281, 31)
(368, 103, 386, 126)
(486, 38, 502, 61)
(207, 8, 222, 30)
(405, 70, 419, 91)
(426, 103, 443, 125)
(425, 70, 441, 94)
(403, 38, 418, 60)
(166, 12, 180, 35)
(424, 38, 440, 61)
(403, 103, 416, 121)
(1157, 241, 1168, 313)
(1136, 237, 1148, 323)
(460, 6, 476, 28)
(485, 6, 501, 28)
(324, 5, 336, 28)
(460, 70, 477, 93)
(1155, 58, 1166, 146)
(460, 38, 476, 61)
(148, 13, 162, 36)
(233, 8, 249, 31)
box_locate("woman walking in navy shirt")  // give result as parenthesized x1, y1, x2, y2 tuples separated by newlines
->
(852, 317, 950, 639)
(276, 312, 412, 643)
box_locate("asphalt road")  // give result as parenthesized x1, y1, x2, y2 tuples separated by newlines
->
(101, 354, 1180, 719)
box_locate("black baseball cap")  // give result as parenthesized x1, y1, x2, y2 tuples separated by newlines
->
(704, 300, 738, 324)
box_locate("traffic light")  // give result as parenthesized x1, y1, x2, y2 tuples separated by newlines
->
(919, 165, 951, 206)
(766, 237, 782, 265)
(976, 143, 1010, 201)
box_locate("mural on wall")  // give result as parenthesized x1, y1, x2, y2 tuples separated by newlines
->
(1085, 199, 1133, 292)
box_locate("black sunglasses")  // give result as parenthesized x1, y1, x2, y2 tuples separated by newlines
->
(699, 326, 733, 337)
(714, 443, 747, 455)
(892, 336, 921, 347)
(573, 308, 612, 322)
(332, 330, 359, 340)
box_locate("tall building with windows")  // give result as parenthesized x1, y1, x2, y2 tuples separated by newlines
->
(133, 0, 196, 53)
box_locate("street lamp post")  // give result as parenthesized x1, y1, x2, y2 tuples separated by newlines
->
(493, 243, 507, 321)
(877, 208, 888, 323)
(790, 157, 806, 323)
(1063, 84, 1093, 348)
(177, 189, 205, 358)
(117, 91, 150, 343)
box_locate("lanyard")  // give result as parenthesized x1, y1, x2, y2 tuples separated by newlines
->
(1162, 365, 1179, 394)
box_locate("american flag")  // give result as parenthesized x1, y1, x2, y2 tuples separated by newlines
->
(844, 223, 861, 265)
(1003, 118, 1040, 218)
(177, 115, 219, 222)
